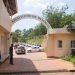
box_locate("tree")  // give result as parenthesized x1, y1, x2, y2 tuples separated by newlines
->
(67, 21, 75, 32)
(12, 29, 21, 42)
(43, 6, 68, 28)
(28, 31, 35, 39)
(15, 29, 21, 42)
(61, 14, 75, 26)
(39, 23, 47, 35)
(34, 25, 41, 36)
(21, 29, 27, 42)
(34, 23, 47, 36)
(22, 29, 26, 37)
(12, 32, 18, 42)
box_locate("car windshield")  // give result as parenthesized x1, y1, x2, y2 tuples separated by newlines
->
(17, 46, 24, 49)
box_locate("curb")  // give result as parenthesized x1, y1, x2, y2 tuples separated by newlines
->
(70, 70, 75, 72)
(0, 69, 72, 74)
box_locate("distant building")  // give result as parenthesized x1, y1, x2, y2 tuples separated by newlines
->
(0, 0, 17, 63)
(46, 28, 75, 57)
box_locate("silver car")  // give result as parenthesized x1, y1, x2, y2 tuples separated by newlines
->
(15, 46, 26, 54)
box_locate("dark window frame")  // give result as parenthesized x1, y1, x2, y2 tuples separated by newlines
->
(58, 40, 62, 48)
(71, 40, 75, 48)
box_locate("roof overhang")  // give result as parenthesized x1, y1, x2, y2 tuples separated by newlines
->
(48, 28, 71, 34)
(3, 0, 17, 16)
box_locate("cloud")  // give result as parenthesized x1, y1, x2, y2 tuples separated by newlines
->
(33, 20, 39, 24)
(24, 0, 67, 10)
(25, 0, 30, 6)
(24, 0, 35, 7)
(25, 10, 33, 14)
(68, 0, 71, 1)
(24, 0, 50, 9)
(33, 3, 49, 9)
(57, 1, 66, 8)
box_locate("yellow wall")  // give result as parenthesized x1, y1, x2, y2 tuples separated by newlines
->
(0, 29, 10, 62)
(47, 33, 75, 57)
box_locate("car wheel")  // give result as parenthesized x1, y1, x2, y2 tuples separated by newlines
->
(24, 52, 26, 54)
(28, 50, 32, 53)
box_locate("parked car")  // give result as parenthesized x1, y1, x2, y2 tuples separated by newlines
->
(15, 45, 26, 54)
(39, 47, 44, 52)
(27, 45, 43, 53)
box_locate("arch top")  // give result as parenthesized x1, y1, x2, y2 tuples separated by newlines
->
(12, 14, 52, 30)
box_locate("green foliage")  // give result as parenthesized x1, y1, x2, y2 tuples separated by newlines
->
(43, 6, 66, 28)
(62, 55, 72, 61)
(61, 55, 75, 66)
(12, 32, 18, 42)
(28, 32, 35, 39)
(67, 21, 75, 32)
(61, 15, 74, 25)
(43, 6, 75, 28)
(27, 35, 44, 44)
(15, 29, 21, 41)
(12, 6, 75, 43)
(12, 23, 47, 43)
(12, 29, 21, 42)
(34, 23, 47, 36)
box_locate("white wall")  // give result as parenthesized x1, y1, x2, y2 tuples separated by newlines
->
(0, 0, 12, 32)
(0, 0, 11, 62)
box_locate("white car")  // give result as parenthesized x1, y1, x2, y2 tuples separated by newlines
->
(27, 46, 44, 53)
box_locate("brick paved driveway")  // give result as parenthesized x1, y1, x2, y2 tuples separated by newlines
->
(0, 51, 75, 73)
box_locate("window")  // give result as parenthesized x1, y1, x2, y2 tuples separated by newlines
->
(58, 40, 62, 48)
(71, 40, 75, 48)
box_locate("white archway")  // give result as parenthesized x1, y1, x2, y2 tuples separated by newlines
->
(12, 14, 52, 31)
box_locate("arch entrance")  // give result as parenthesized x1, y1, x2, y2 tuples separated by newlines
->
(12, 14, 52, 32)
(11, 14, 52, 58)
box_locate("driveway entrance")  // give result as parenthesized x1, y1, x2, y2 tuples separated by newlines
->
(0, 51, 74, 73)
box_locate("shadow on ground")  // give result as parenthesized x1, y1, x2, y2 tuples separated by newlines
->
(0, 57, 40, 75)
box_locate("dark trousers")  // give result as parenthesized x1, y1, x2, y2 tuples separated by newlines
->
(0, 54, 1, 63)
(10, 56, 13, 64)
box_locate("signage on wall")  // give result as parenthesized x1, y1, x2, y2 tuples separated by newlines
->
(12, 14, 52, 30)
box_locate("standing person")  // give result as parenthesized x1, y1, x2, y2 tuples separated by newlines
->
(9, 44, 13, 65)
(0, 51, 1, 63)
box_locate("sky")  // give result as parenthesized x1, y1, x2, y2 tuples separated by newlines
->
(12, 0, 75, 32)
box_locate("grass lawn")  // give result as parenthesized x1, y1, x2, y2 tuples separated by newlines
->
(61, 55, 75, 66)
